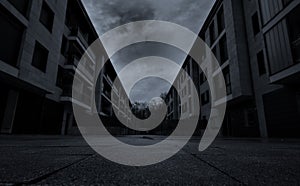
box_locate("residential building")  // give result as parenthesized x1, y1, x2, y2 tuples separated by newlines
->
(59, 0, 99, 134)
(0, 0, 100, 134)
(97, 60, 133, 135)
(166, 0, 300, 138)
(243, 0, 300, 137)
(198, 0, 257, 137)
(166, 56, 202, 135)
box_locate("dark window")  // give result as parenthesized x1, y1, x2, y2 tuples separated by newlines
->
(212, 46, 218, 61)
(223, 67, 232, 95)
(72, 116, 76, 127)
(265, 5, 300, 75)
(32, 41, 48, 72)
(217, 6, 225, 35)
(39, 1, 54, 32)
(56, 65, 64, 88)
(212, 46, 219, 69)
(265, 22, 293, 74)
(209, 21, 216, 44)
(252, 12, 260, 36)
(200, 33, 205, 42)
(182, 102, 187, 113)
(60, 35, 68, 57)
(200, 72, 206, 85)
(286, 5, 300, 63)
(257, 50, 266, 75)
(282, 0, 293, 6)
(212, 46, 217, 56)
(0, 5, 25, 67)
(259, 0, 291, 24)
(201, 91, 210, 106)
(186, 63, 191, 75)
(7, 0, 30, 17)
(219, 35, 228, 65)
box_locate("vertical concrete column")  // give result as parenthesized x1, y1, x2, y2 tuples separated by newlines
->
(255, 95, 268, 138)
(61, 110, 68, 135)
(1, 90, 19, 134)
(296, 92, 300, 112)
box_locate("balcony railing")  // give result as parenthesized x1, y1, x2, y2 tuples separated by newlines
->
(65, 55, 80, 67)
(62, 85, 74, 97)
(291, 38, 300, 64)
(70, 27, 89, 48)
(62, 85, 92, 105)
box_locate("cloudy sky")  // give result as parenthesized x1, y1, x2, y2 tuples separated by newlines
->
(81, 0, 215, 102)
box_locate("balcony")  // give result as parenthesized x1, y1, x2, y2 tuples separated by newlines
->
(62, 85, 75, 97)
(269, 39, 300, 85)
(64, 55, 94, 81)
(61, 85, 92, 106)
(65, 55, 79, 67)
(69, 27, 89, 49)
(291, 38, 300, 64)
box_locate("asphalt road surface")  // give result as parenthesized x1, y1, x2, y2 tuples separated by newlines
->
(0, 135, 299, 185)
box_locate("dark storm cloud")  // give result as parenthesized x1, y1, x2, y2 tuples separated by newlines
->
(129, 77, 170, 102)
(82, 0, 215, 102)
(82, 0, 155, 35)
(82, 0, 215, 34)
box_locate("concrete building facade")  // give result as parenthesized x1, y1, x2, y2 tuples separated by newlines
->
(242, 0, 300, 137)
(58, 0, 99, 135)
(96, 60, 133, 135)
(198, 0, 258, 137)
(0, 0, 101, 134)
(165, 56, 203, 135)
(166, 0, 300, 138)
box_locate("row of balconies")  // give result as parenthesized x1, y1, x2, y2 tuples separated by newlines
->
(59, 25, 97, 110)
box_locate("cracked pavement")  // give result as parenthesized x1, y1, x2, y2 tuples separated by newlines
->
(0, 135, 299, 185)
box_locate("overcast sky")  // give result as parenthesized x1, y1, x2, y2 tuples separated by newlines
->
(82, 0, 215, 102)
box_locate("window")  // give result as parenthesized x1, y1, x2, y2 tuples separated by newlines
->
(56, 65, 64, 88)
(211, 46, 220, 69)
(259, 0, 291, 24)
(265, 5, 300, 74)
(200, 33, 206, 42)
(200, 72, 206, 85)
(201, 90, 210, 106)
(32, 41, 48, 72)
(219, 35, 228, 65)
(257, 50, 266, 75)
(0, 5, 25, 67)
(212, 46, 218, 61)
(209, 21, 216, 44)
(60, 35, 68, 57)
(282, 0, 293, 7)
(286, 5, 300, 63)
(72, 116, 76, 127)
(223, 67, 232, 95)
(183, 86, 187, 96)
(7, 0, 30, 17)
(217, 6, 225, 35)
(182, 102, 187, 113)
(252, 12, 260, 36)
(186, 63, 191, 74)
(39, 1, 54, 32)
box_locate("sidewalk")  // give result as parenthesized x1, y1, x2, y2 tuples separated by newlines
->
(0, 135, 299, 185)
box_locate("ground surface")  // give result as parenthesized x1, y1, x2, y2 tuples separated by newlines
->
(0, 135, 299, 185)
